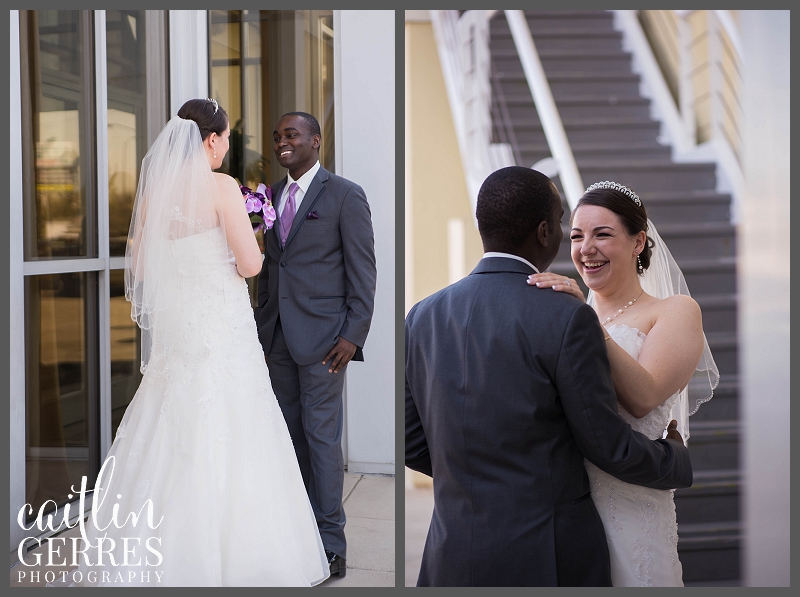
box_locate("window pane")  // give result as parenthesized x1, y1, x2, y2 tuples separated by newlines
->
(210, 11, 243, 181)
(20, 10, 95, 260)
(208, 10, 336, 188)
(24, 272, 98, 518)
(106, 10, 149, 256)
(109, 269, 141, 436)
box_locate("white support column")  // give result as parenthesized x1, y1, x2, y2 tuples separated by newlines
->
(739, 10, 790, 588)
(404, 21, 414, 316)
(10, 9, 27, 551)
(94, 10, 113, 461)
(447, 218, 465, 284)
(169, 10, 209, 115)
(336, 10, 395, 475)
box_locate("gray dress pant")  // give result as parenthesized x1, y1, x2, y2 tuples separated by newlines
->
(267, 318, 346, 559)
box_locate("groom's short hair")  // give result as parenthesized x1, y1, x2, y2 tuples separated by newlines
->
(476, 166, 561, 250)
(280, 112, 321, 138)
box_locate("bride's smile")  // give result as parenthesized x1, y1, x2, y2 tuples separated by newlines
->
(570, 205, 644, 295)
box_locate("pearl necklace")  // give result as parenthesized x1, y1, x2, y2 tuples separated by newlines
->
(600, 290, 644, 326)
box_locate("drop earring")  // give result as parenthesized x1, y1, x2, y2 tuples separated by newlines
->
(637, 253, 643, 272)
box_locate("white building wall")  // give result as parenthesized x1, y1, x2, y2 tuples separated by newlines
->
(738, 10, 790, 588)
(335, 10, 396, 474)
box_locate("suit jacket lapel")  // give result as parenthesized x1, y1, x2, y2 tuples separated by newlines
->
(284, 167, 329, 249)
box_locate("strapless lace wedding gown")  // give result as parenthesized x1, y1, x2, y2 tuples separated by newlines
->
(73, 227, 329, 587)
(584, 323, 683, 587)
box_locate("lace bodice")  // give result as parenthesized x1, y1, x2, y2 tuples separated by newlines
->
(605, 323, 679, 440)
(585, 323, 684, 586)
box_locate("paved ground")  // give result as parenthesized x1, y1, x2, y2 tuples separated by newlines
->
(404, 485, 434, 587)
(11, 472, 395, 588)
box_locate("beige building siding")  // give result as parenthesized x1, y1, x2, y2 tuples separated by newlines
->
(405, 20, 484, 313)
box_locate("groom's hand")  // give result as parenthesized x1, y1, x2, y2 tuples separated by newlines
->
(664, 419, 684, 445)
(322, 337, 357, 373)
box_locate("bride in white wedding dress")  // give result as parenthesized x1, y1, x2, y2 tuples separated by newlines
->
(529, 181, 718, 587)
(72, 99, 330, 587)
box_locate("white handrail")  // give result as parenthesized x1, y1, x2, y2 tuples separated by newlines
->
(430, 10, 513, 214)
(504, 10, 584, 209)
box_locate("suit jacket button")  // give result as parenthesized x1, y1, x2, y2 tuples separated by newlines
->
(280, 261, 286, 267)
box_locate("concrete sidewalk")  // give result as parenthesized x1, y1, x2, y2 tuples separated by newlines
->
(404, 485, 434, 587)
(11, 472, 395, 588)
(321, 472, 395, 587)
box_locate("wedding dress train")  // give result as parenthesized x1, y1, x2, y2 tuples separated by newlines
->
(584, 323, 684, 587)
(73, 227, 330, 587)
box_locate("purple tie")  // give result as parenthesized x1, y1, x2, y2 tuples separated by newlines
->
(280, 182, 299, 247)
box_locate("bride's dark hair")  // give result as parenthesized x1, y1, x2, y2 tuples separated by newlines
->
(571, 186, 654, 274)
(177, 98, 229, 140)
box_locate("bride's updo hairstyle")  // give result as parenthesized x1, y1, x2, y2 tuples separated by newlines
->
(571, 184, 654, 275)
(177, 98, 229, 140)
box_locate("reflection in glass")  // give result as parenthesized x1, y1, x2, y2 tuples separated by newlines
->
(20, 10, 94, 260)
(209, 9, 335, 187)
(110, 269, 142, 436)
(209, 10, 335, 305)
(106, 10, 149, 256)
(24, 272, 98, 518)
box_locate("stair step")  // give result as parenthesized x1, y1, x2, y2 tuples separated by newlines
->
(494, 51, 634, 74)
(675, 469, 740, 524)
(490, 29, 624, 52)
(647, 221, 736, 259)
(677, 521, 741, 582)
(495, 48, 630, 59)
(514, 147, 672, 169)
(568, 161, 719, 193)
(515, 139, 666, 153)
(689, 375, 738, 421)
(499, 94, 649, 106)
(685, 418, 740, 470)
(510, 118, 661, 145)
(497, 97, 653, 121)
(496, 72, 642, 97)
(642, 191, 732, 224)
(693, 293, 738, 333)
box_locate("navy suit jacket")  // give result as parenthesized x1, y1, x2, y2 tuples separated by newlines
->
(405, 257, 692, 586)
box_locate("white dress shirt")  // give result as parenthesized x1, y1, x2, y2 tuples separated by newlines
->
(482, 252, 540, 274)
(277, 160, 321, 217)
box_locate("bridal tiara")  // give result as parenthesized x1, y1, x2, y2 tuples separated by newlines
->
(585, 181, 641, 206)
(206, 98, 219, 114)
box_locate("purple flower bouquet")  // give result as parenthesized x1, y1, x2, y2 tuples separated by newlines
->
(240, 183, 276, 233)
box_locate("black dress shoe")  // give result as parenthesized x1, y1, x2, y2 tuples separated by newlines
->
(325, 550, 346, 578)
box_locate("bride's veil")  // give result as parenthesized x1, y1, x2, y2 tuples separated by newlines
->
(587, 218, 719, 441)
(125, 115, 226, 373)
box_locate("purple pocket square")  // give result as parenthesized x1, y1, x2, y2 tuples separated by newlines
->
(306, 211, 320, 220)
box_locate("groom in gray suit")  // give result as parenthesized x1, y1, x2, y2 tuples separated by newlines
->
(256, 112, 376, 578)
(405, 166, 691, 586)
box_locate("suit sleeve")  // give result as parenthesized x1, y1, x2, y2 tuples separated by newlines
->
(405, 315, 432, 477)
(255, 248, 270, 319)
(556, 303, 693, 490)
(337, 183, 377, 348)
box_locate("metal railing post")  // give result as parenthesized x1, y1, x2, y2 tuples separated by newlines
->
(504, 10, 583, 209)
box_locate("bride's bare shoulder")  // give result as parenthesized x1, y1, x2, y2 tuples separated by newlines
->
(652, 294, 701, 325)
(212, 172, 240, 197)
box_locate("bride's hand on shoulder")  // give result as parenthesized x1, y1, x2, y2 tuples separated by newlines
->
(527, 273, 585, 302)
